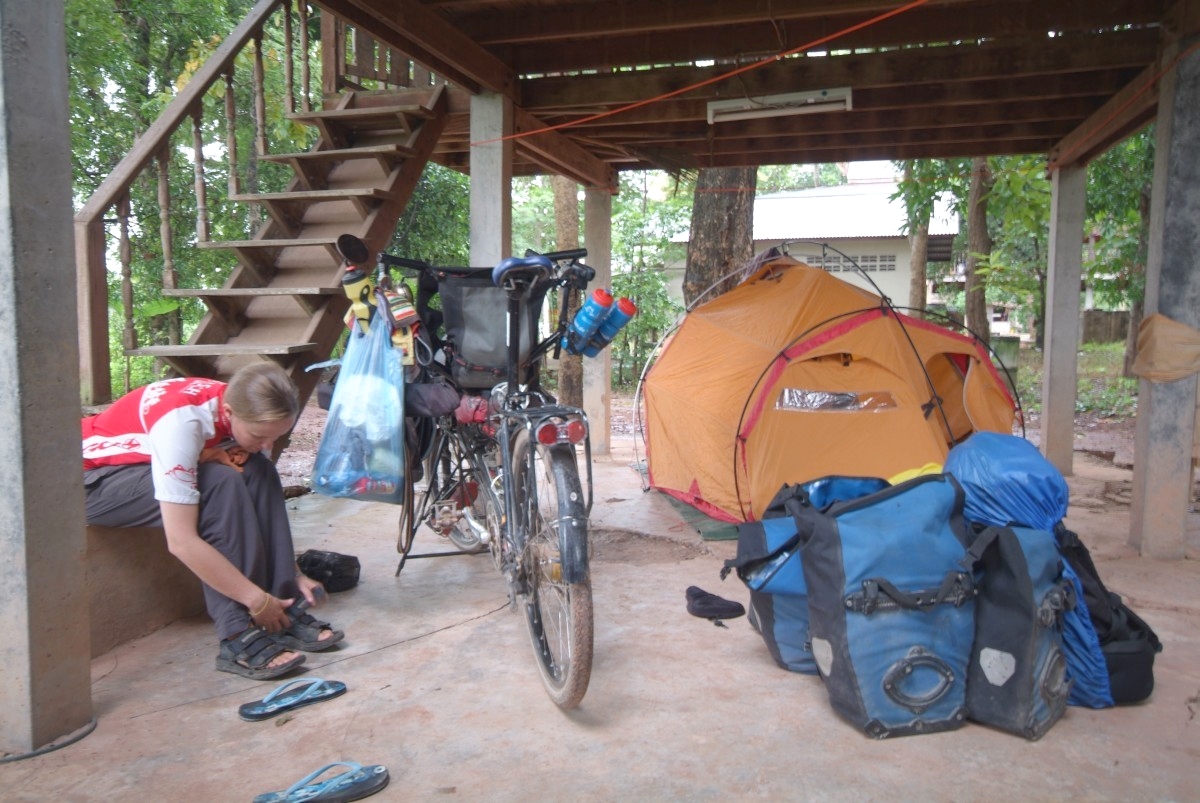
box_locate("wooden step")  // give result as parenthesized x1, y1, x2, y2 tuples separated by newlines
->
(164, 286, 339, 320)
(196, 237, 342, 283)
(260, 144, 415, 190)
(230, 188, 395, 232)
(124, 343, 319, 381)
(128, 343, 317, 357)
(288, 104, 434, 148)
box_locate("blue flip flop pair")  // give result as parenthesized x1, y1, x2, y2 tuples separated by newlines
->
(253, 762, 389, 803)
(239, 677, 348, 722)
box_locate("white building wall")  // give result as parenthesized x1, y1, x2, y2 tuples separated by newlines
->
(765, 236, 912, 307)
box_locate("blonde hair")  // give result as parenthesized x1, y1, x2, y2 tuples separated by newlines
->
(224, 362, 299, 424)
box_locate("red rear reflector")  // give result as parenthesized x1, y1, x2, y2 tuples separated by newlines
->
(534, 418, 587, 445)
(535, 422, 560, 445)
(565, 419, 587, 444)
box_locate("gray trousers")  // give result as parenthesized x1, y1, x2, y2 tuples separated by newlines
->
(84, 453, 299, 641)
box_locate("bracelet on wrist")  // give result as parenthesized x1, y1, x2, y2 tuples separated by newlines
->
(248, 593, 271, 618)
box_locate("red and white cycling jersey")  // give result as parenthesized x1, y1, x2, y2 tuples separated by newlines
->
(82, 377, 233, 504)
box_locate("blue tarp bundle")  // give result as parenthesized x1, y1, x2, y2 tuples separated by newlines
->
(945, 432, 1114, 708)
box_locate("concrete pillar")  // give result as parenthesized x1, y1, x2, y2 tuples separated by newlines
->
(1040, 164, 1086, 475)
(583, 188, 614, 455)
(0, 0, 93, 752)
(1130, 34, 1200, 559)
(468, 93, 512, 268)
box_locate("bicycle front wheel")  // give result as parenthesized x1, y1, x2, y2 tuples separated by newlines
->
(511, 428, 594, 709)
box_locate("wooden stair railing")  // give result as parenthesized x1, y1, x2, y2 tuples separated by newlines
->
(74, 0, 449, 407)
(129, 86, 449, 410)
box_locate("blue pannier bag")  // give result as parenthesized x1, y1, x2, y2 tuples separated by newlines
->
(945, 432, 1116, 708)
(788, 473, 976, 739)
(964, 525, 1075, 739)
(723, 478, 889, 675)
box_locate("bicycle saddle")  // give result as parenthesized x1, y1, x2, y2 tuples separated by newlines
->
(492, 254, 553, 287)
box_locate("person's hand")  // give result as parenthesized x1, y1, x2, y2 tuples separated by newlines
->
(296, 573, 327, 607)
(248, 592, 294, 632)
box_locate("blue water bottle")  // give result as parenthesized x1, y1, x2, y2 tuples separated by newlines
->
(562, 288, 613, 355)
(583, 297, 637, 357)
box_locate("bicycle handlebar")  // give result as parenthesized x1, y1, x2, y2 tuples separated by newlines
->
(531, 247, 587, 262)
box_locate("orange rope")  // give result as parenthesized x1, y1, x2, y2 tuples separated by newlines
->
(470, 0, 930, 147)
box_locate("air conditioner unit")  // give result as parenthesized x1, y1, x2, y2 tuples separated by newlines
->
(706, 87, 853, 124)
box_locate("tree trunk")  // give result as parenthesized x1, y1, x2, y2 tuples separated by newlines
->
(684, 167, 756, 307)
(552, 175, 583, 405)
(965, 156, 993, 344)
(908, 222, 929, 312)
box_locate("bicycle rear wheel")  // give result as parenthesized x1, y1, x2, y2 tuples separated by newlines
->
(511, 428, 593, 709)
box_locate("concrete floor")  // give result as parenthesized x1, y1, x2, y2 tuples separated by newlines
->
(2, 443, 1199, 802)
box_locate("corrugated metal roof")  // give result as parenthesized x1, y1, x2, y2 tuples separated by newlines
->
(754, 182, 958, 241)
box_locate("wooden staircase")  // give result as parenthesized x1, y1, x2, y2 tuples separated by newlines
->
(129, 86, 449, 410)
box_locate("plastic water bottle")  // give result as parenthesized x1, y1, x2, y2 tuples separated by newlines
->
(315, 470, 358, 496)
(583, 297, 637, 357)
(562, 288, 613, 355)
(351, 475, 397, 496)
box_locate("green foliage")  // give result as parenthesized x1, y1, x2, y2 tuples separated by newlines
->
(608, 172, 689, 385)
(891, 158, 971, 231)
(978, 155, 1051, 305)
(511, 176, 558, 254)
(391, 164, 470, 264)
(1015, 342, 1137, 418)
(1084, 129, 1154, 309)
(757, 163, 846, 193)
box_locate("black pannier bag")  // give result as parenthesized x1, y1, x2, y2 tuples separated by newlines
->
(1055, 525, 1162, 704)
(437, 270, 550, 390)
(965, 525, 1074, 740)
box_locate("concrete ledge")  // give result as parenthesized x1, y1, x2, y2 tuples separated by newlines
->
(85, 526, 205, 658)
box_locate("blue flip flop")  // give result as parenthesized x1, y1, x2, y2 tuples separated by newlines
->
(253, 762, 389, 803)
(238, 678, 348, 722)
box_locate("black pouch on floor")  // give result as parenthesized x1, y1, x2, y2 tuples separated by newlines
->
(965, 525, 1074, 740)
(297, 549, 361, 593)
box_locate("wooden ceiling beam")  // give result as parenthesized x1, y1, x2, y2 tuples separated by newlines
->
(516, 29, 1159, 111)
(512, 107, 618, 191)
(1049, 64, 1162, 168)
(447, 0, 1160, 48)
(484, 1, 1164, 75)
(317, 0, 515, 94)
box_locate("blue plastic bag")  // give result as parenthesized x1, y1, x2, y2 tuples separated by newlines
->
(312, 310, 406, 504)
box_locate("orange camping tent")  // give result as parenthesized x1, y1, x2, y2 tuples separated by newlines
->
(642, 254, 1017, 522)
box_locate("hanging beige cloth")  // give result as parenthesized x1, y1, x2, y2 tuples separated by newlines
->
(1130, 313, 1200, 383)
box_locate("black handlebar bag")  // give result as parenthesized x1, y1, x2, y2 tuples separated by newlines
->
(437, 271, 550, 390)
(790, 473, 976, 739)
(963, 524, 1074, 740)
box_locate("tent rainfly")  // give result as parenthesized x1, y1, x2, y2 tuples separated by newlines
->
(643, 253, 1017, 522)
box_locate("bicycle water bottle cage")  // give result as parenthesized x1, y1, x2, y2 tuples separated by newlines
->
(492, 255, 553, 288)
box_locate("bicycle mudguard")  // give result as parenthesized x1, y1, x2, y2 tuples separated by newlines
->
(549, 444, 590, 583)
(558, 508, 589, 584)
